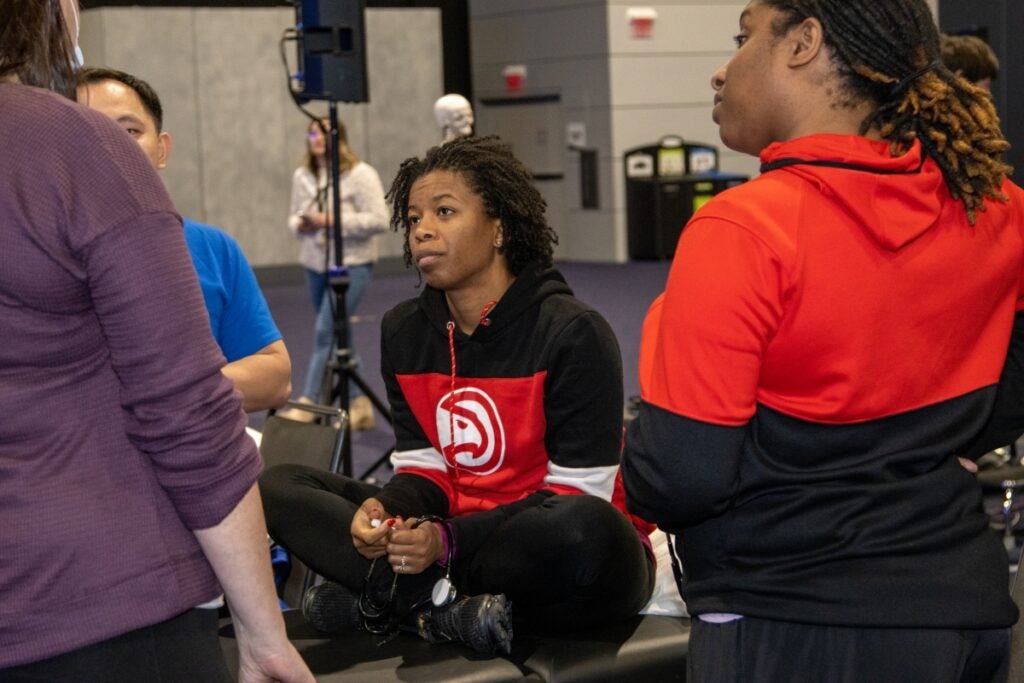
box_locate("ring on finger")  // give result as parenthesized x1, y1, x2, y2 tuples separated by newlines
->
(399, 555, 407, 572)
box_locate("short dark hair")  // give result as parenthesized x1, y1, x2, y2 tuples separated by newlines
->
(386, 136, 558, 277)
(0, 0, 77, 99)
(940, 34, 999, 84)
(77, 66, 164, 131)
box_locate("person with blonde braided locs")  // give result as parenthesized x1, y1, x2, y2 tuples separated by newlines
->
(621, 0, 1024, 681)
(760, 0, 1011, 223)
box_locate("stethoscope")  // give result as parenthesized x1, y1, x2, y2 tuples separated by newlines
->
(411, 516, 457, 606)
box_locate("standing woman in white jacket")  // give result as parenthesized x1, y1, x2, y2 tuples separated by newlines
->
(286, 118, 389, 429)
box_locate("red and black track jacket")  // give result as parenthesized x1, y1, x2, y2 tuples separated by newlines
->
(622, 134, 1024, 629)
(375, 263, 638, 559)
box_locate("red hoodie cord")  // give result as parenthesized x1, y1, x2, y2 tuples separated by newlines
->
(446, 320, 457, 467)
(479, 300, 497, 326)
(444, 300, 498, 469)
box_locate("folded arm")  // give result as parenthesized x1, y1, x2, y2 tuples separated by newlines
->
(623, 403, 745, 527)
(961, 310, 1024, 458)
(223, 340, 292, 412)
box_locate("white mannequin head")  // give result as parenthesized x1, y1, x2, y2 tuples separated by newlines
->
(434, 94, 474, 142)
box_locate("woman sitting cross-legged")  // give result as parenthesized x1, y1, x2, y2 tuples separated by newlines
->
(260, 136, 655, 655)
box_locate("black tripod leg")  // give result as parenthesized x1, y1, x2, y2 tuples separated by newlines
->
(323, 347, 395, 481)
(341, 368, 392, 426)
(318, 102, 395, 482)
(359, 446, 395, 483)
(324, 347, 391, 427)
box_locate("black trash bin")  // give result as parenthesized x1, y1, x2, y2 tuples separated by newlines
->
(625, 136, 747, 260)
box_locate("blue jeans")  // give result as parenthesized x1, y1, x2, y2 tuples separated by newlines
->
(302, 264, 373, 401)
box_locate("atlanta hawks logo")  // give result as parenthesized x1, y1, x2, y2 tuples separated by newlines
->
(435, 387, 506, 475)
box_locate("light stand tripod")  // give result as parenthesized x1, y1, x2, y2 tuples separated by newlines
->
(320, 100, 393, 481)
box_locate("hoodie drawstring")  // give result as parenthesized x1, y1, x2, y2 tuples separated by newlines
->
(446, 320, 457, 466)
(444, 300, 498, 468)
(479, 300, 497, 327)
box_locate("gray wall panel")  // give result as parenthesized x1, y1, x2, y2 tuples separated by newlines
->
(604, 2, 748, 262)
(470, 5, 610, 64)
(362, 9, 445, 215)
(606, 3, 741, 55)
(473, 56, 611, 107)
(79, 6, 443, 267)
(470, 1, 614, 261)
(82, 8, 204, 220)
(471, 0, 605, 18)
(468, 0, 752, 262)
(193, 8, 300, 264)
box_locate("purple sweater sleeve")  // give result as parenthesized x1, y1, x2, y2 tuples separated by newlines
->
(82, 212, 262, 529)
(42, 93, 264, 530)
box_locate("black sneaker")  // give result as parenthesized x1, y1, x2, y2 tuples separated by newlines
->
(301, 581, 362, 633)
(417, 593, 513, 655)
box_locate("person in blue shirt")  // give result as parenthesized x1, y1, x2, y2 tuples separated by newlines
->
(78, 67, 291, 412)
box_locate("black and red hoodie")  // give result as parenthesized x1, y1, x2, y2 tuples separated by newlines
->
(375, 263, 642, 559)
(622, 134, 1024, 629)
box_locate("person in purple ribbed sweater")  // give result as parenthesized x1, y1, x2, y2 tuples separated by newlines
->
(0, 2, 313, 681)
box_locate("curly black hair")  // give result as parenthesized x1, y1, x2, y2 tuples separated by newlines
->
(386, 135, 558, 276)
(762, 0, 1011, 223)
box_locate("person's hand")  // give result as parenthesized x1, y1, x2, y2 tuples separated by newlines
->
(386, 517, 444, 575)
(192, 485, 314, 682)
(958, 457, 978, 473)
(235, 632, 314, 683)
(296, 212, 315, 233)
(296, 212, 328, 233)
(351, 497, 394, 560)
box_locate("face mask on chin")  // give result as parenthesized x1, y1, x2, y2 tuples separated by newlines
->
(67, 0, 85, 67)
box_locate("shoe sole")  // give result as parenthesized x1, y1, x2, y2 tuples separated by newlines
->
(302, 582, 361, 634)
(491, 594, 514, 655)
(474, 594, 513, 655)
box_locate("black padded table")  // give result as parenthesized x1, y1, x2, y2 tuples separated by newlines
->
(220, 609, 689, 682)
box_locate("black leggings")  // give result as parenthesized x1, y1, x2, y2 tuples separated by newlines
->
(688, 616, 1010, 683)
(260, 464, 654, 631)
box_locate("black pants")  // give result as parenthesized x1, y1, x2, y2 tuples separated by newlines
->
(688, 616, 1010, 683)
(260, 464, 654, 631)
(0, 608, 230, 683)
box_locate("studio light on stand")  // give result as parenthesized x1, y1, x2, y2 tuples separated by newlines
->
(280, 0, 392, 481)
